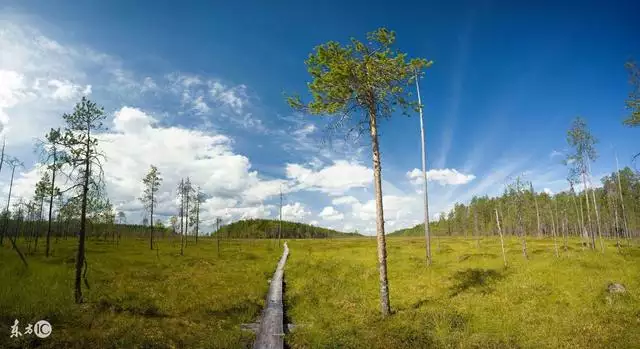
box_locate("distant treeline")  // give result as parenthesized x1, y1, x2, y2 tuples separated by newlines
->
(213, 218, 361, 239)
(390, 167, 640, 240)
(0, 217, 173, 242)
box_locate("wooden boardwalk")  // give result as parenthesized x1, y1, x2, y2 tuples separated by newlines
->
(253, 242, 289, 349)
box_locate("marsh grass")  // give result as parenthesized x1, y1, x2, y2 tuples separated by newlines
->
(2, 236, 638, 348)
(0, 238, 281, 349)
(285, 237, 640, 349)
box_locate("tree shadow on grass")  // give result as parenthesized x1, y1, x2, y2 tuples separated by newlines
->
(449, 268, 505, 297)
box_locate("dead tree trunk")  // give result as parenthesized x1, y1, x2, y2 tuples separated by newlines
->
(582, 172, 595, 249)
(495, 208, 507, 267)
(531, 182, 542, 238)
(549, 204, 559, 258)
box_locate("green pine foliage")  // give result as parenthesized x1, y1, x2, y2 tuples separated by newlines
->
(213, 218, 362, 239)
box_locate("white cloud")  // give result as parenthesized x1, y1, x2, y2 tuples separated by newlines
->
(167, 73, 249, 115)
(0, 69, 26, 125)
(352, 195, 416, 223)
(332, 195, 359, 206)
(282, 202, 311, 222)
(543, 188, 553, 195)
(47, 79, 90, 100)
(286, 160, 372, 196)
(113, 106, 156, 133)
(407, 168, 475, 186)
(318, 206, 344, 221)
(97, 107, 296, 227)
(192, 96, 210, 114)
(292, 124, 316, 138)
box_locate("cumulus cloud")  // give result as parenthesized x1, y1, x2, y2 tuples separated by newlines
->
(47, 79, 91, 100)
(282, 202, 311, 222)
(332, 195, 359, 206)
(318, 206, 344, 221)
(286, 160, 372, 196)
(98, 107, 288, 226)
(407, 168, 475, 186)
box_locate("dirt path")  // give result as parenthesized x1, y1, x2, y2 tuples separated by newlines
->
(253, 242, 289, 349)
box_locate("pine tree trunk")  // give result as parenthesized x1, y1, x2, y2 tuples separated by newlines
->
(74, 135, 91, 304)
(35, 199, 43, 252)
(369, 105, 391, 317)
(46, 159, 57, 257)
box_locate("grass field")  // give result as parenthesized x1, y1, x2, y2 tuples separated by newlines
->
(1, 236, 639, 348)
(0, 238, 281, 349)
(285, 237, 640, 349)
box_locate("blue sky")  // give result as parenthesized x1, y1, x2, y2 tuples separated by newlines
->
(0, 0, 638, 235)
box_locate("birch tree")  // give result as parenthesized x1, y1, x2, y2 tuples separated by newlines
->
(184, 177, 192, 246)
(177, 179, 185, 256)
(565, 117, 598, 250)
(140, 165, 162, 250)
(288, 27, 430, 316)
(59, 97, 107, 303)
(508, 176, 528, 259)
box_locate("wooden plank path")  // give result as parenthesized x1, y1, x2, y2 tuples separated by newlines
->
(253, 242, 289, 349)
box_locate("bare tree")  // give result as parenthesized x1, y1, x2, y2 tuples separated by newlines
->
(530, 182, 542, 238)
(414, 67, 434, 265)
(177, 179, 185, 256)
(495, 207, 507, 267)
(3, 157, 28, 267)
(549, 203, 559, 257)
(184, 177, 192, 246)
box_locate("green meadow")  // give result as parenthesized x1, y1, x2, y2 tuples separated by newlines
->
(285, 237, 640, 349)
(0, 238, 280, 349)
(1, 236, 639, 348)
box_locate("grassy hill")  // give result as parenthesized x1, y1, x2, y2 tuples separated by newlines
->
(214, 219, 362, 239)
